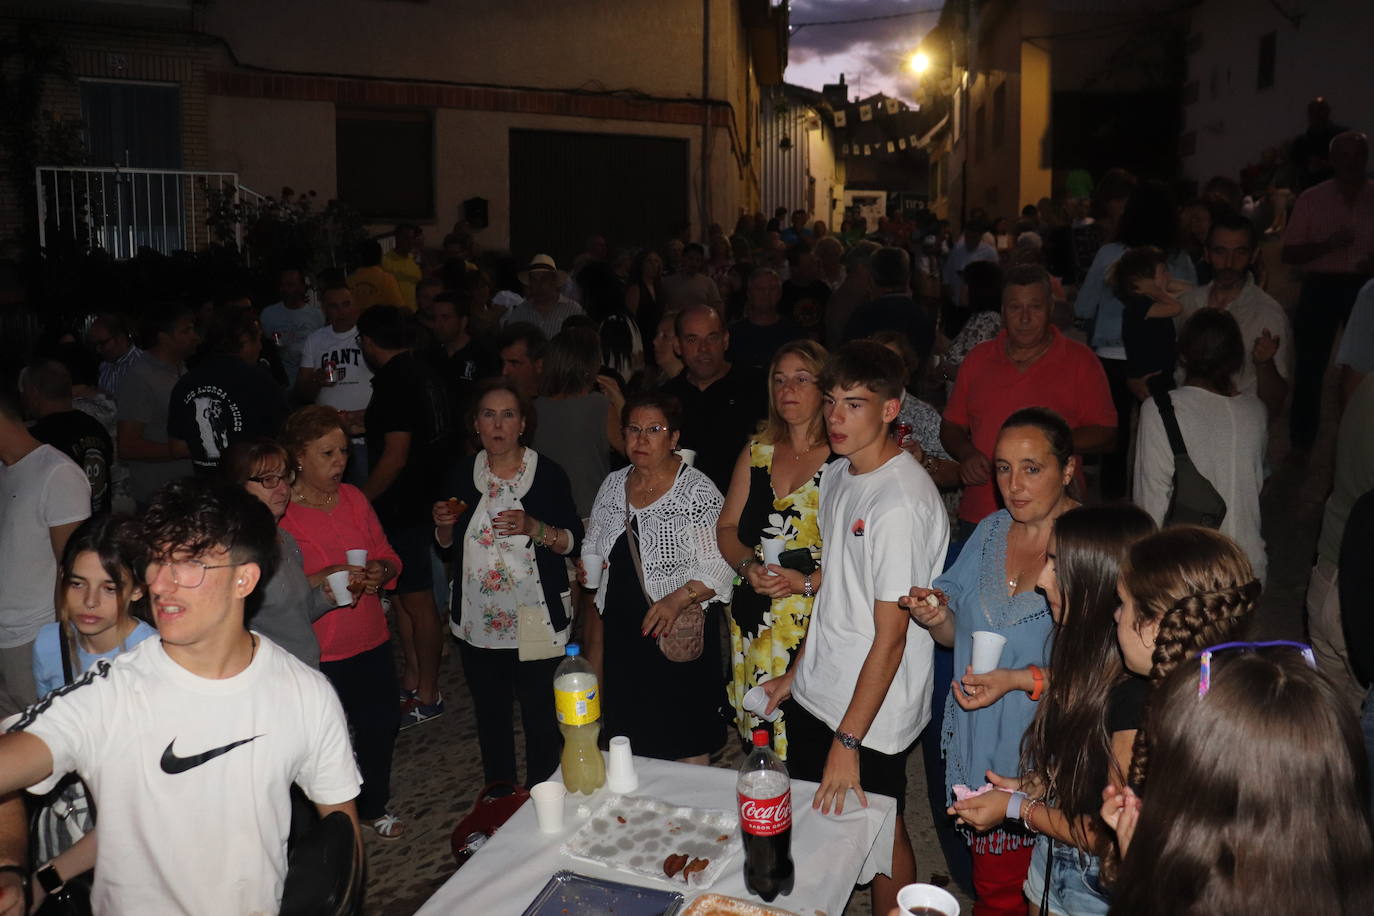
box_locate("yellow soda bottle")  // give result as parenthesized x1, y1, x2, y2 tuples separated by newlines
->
(553, 644, 605, 794)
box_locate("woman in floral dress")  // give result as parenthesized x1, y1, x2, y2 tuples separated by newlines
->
(432, 378, 583, 787)
(717, 340, 831, 758)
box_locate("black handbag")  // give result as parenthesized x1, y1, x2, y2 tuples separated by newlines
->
(1153, 391, 1227, 530)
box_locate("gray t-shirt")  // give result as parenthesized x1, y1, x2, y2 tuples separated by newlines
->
(533, 392, 611, 518)
(260, 301, 326, 382)
(115, 353, 192, 506)
(250, 529, 334, 669)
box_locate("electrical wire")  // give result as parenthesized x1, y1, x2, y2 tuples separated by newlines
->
(790, 5, 943, 34)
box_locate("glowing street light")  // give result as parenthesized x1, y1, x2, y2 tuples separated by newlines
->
(909, 51, 930, 75)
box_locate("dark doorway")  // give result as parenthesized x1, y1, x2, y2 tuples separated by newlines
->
(509, 130, 689, 265)
(80, 81, 182, 168)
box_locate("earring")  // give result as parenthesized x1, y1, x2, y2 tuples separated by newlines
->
(237, 578, 245, 585)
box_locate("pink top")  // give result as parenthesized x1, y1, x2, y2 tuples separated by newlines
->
(281, 483, 401, 663)
(1283, 178, 1374, 274)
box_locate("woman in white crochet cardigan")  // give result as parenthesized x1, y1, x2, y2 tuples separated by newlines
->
(580, 390, 735, 764)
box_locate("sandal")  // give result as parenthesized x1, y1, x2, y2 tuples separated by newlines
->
(370, 813, 407, 840)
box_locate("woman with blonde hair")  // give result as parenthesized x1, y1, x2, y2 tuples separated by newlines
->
(716, 339, 830, 757)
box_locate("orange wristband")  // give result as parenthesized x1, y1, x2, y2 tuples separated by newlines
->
(1028, 664, 1044, 701)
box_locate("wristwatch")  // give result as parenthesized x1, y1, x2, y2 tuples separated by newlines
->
(36, 863, 64, 896)
(834, 729, 861, 750)
(802, 573, 814, 598)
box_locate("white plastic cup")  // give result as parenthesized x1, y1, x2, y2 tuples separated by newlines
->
(606, 735, 639, 794)
(676, 448, 696, 467)
(896, 882, 960, 915)
(743, 685, 782, 723)
(325, 570, 354, 607)
(488, 504, 514, 536)
(345, 548, 368, 568)
(970, 631, 1008, 675)
(760, 538, 785, 573)
(582, 553, 605, 589)
(530, 780, 566, 833)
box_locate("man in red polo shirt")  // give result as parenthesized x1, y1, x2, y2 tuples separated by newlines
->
(942, 265, 1116, 535)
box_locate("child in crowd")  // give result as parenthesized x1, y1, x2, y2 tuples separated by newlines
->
(32, 514, 156, 696)
(1104, 647, 1374, 915)
(1113, 246, 1182, 399)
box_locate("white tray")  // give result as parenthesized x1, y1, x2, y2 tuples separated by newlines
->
(561, 794, 741, 890)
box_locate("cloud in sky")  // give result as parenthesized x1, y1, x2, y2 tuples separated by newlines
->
(784, 0, 942, 105)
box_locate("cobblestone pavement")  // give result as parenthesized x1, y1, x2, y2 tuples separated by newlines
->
(361, 327, 1337, 914)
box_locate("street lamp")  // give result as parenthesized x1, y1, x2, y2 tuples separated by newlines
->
(908, 51, 930, 75)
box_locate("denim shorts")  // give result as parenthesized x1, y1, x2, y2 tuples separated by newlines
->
(1021, 834, 1110, 916)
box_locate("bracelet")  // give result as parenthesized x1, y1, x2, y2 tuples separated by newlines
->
(684, 582, 700, 606)
(802, 573, 814, 598)
(736, 555, 756, 577)
(1022, 797, 1045, 834)
(1005, 790, 1028, 821)
(1028, 664, 1044, 701)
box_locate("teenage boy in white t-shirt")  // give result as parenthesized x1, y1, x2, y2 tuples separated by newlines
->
(763, 340, 949, 915)
(0, 480, 361, 915)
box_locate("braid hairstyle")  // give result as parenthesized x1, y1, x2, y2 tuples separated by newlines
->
(1118, 527, 1261, 793)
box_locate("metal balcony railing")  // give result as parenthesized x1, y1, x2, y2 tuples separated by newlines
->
(35, 166, 268, 258)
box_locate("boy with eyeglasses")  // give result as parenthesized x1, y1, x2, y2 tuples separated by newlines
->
(0, 479, 360, 914)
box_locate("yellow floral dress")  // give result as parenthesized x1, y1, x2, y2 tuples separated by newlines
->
(726, 439, 826, 759)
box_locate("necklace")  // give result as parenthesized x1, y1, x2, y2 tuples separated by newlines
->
(1006, 527, 1048, 592)
(630, 465, 674, 503)
(292, 486, 337, 509)
(787, 439, 823, 462)
(1006, 337, 1052, 367)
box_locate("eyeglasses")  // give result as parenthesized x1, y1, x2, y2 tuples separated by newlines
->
(623, 424, 671, 439)
(247, 472, 291, 489)
(146, 559, 239, 589)
(1197, 640, 1316, 697)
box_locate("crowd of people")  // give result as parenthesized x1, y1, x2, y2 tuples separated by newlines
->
(0, 105, 1372, 916)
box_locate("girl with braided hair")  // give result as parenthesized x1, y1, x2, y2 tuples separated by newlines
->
(1111, 526, 1261, 794)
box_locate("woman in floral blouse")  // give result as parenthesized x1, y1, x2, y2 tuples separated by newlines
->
(433, 378, 583, 787)
(716, 340, 831, 759)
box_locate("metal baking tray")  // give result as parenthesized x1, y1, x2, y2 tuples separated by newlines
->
(520, 870, 685, 916)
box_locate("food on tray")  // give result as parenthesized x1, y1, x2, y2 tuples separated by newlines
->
(680, 892, 801, 915)
(682, 857, 710, 879)
(663, 853, 689, 878)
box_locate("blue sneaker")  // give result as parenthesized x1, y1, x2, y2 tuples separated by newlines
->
(401, 694, 444, 729)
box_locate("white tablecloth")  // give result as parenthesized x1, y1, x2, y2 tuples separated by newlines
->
(416, 754, 896, 916)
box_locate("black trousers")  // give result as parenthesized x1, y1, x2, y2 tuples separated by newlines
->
(1097, 356, 1136, 501)
(320, 641, 399, 820)
(457, 640, 563, 787)
(1291, 272, 1364, 448)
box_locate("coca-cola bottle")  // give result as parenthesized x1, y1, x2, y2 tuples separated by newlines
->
(737, 728, 794, 901)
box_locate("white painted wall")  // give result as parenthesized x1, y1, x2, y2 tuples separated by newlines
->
(1183, 0, 1374, 184)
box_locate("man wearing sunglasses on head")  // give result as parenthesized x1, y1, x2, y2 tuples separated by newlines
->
(0, 479, 361, 915)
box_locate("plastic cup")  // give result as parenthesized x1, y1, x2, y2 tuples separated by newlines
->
(970, 631, 1008, 675)
(606, 736, 639, 794)
(676, 448, 696, 467)
(345, 548, 368, 568)
(743, 685, 782, 723)
(530, 780, 566, 833)
(896, 882, 960, 915)
(582, 552, 605, 589)
(760, 538, 784, 573)
(325, 570, 353, 607)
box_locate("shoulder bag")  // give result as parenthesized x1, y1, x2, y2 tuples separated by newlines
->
(1153, 391, 1227, 529)
(623, 475, 706, 663)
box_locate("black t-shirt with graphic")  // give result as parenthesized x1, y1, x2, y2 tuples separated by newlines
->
(167, 355, 289, 472)
(30, 410, 114, 515)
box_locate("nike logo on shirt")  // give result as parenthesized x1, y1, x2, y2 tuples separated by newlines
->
(160, 735, 263, 774)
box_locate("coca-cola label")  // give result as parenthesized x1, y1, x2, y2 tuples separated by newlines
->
(738, 790, 792, 837)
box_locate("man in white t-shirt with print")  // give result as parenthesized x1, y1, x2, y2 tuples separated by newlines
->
(0, 480, 361, 915)
(298, 270, 374, 485)
(260, 267, 325, 385)
(763, 340, 949, 915)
